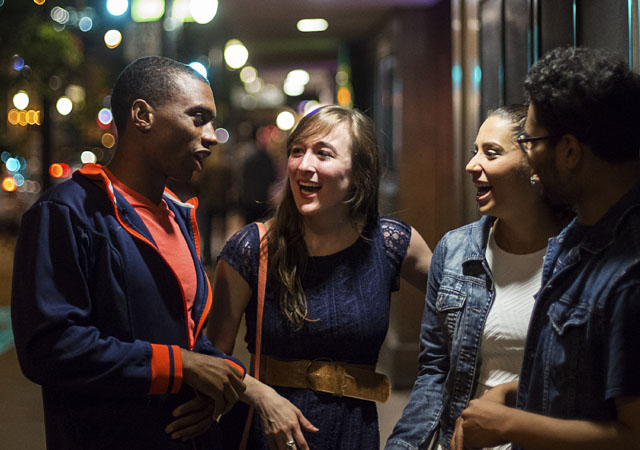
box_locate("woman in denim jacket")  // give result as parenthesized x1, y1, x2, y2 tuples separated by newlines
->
(386, 104, 563, 450)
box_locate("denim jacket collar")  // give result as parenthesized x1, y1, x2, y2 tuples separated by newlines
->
(461, 215, 496, 266)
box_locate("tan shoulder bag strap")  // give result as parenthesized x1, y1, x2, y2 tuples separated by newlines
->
(239, 222, 268, 450)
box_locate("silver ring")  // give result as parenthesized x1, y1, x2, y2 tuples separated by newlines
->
(285, 440, 295, 449)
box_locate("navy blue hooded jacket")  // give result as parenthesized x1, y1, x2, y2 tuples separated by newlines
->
(11, 164, 244, 449)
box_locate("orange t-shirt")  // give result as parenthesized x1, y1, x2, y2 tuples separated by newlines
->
(105, 169, 197, 347)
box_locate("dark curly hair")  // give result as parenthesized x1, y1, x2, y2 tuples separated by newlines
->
(111, 56, 208, 134)
(524, 47, 640, 163)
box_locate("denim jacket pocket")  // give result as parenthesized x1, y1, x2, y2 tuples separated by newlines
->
(547, 299, 589, 336)
(436, 288, 466, 341)
(545, 299, 590, 415)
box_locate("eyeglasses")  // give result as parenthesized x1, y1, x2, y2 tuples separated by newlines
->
(516, 134, 561, 153)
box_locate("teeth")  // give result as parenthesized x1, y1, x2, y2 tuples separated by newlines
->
(299, 181, 320, 188)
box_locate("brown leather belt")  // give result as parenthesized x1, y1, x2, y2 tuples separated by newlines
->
(252, 354, 391, 403)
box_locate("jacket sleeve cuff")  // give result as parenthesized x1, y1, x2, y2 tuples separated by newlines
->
(149, 344, 183, 394)
(223, 357, 246, 380)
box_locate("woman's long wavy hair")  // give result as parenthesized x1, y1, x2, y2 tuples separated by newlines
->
(267, 106, 380, 328)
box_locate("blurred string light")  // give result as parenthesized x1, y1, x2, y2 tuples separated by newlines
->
(104, 29, 123, 48)
(131, 0, 164, 22)
(33, 0, 46, 5)
(188, 62, 208, 79)
(8, 109, 41, 126)
(276, 111, 295, 131)
(13, 91, 29, 110)
(224, 39, 248, 70)
(297, 18, 328, 33)
(106, 0, 129, 16)
(51, 6, 70, 24)
(5, 157, 20, 172)
(66, 85, 86, 103)
(214, 128, 229, 144)
(56, 96, 73, 116)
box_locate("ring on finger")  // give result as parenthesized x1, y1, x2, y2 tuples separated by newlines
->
(285, 440, 295, 449)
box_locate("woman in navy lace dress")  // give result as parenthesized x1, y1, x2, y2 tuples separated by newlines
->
(207, 106, 432, 450)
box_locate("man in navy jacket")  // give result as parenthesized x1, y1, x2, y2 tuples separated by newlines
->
(11, 56, 246, 449)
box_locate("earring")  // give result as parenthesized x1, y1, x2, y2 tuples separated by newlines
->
(530, 176, 537, 185)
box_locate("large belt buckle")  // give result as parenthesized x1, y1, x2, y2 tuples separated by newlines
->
(305, 358, 345, 396)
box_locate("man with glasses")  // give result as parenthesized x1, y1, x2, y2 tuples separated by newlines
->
(451, 46, 640, 450)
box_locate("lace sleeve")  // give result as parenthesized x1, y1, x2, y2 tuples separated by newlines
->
(381, 217, 412, 291)
(217, 223, 260, 288)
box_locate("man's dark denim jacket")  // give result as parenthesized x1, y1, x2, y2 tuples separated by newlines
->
(514, 184, 640, 450)
(386, 216, 498, 450)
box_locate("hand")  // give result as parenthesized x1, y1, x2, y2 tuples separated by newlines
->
(166, 392, 215, 441)
(450, 398, 510, 450)
(180, 350, 246, 419)
(479, 380, 518, 407)
(246, 379, 318, 450)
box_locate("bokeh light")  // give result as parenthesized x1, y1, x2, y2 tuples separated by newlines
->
(13, 91, 29, 110)
(12, 55, 25, 71)
(190, 0, 218, 24)
(56, 97, 73, 116)
(33, 0, 46, 5)
(224, 39, 249, 70)
(51, 6, 69, 24)
(131, 0, 165, 22)
(276, 111, 296, 131)
(49, 163, 71, 178)
(78, 16, 93, 32)
(297, 18, 328, 32)
(5, 158, 20, 172)
(215, 128, 229, 144)
(107, 0, 129, 16)
(81, 150, 97, 164)
(283, 78, 304, 96)
(240, 66, 257, 83)
(104, 29, 123, 48)
(98, 108, 113, 126)
(2, 177, 17, 192)
(102, 133, 116, 148)
(287, 69, 310, 86)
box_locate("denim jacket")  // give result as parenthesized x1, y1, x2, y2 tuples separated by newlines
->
(386, 216, 497, 450)
(514, 184, 640, 450)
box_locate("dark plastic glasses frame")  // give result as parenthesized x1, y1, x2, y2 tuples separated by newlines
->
(516, 134, 561, 153)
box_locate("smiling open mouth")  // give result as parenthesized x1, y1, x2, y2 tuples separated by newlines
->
(476, 185, 491, 198)
(299, 181, 321, 195)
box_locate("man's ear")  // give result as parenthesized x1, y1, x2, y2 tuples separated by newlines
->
(130, 99, 153, 132)
(556, 134, 583, 170)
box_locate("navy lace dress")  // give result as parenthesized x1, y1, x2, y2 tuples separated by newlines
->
(219, 215, 411, 449)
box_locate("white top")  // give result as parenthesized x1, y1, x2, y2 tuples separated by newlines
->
(468, 226, 545, 450)
(436, 226, 546, 450)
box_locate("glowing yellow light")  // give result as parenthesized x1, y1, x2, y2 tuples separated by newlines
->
(56, 96, 73, 116)
(190, 0, 218, 24)
(337, 87, 352, 106)
(102, 133, 116, 148)
(2, 177, 17, 192)
(240, 66, 257, 83)
(131, 0, 165, 22)
(8, 109, 19, 125)
(33, 0, 46, 5)
(18, 110, 28, 126)
(49, 163, 64, 178)
(26, 110, 37, 125)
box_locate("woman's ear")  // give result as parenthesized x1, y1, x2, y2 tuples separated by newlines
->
(130, 99, 153, 132)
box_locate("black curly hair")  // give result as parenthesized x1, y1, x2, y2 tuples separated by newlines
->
(111, 56, 209, 134)
(524, 47, 640, 163)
